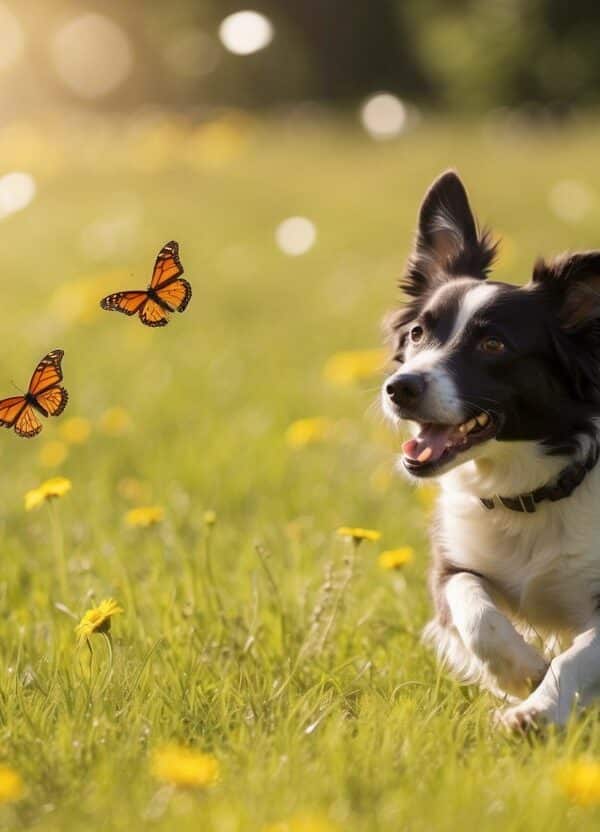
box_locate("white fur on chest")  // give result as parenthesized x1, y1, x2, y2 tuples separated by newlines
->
(437, 441, 600, 633)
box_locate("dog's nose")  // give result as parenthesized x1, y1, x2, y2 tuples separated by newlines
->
(386, 373, 427, 407)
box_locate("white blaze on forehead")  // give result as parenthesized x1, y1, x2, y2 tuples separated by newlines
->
(449, 281, 499, 344)
(388, 280, 499, 427)
(402, 346, 444, 374)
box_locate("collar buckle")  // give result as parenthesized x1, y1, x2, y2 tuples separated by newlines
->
(480, 493, 536, 512)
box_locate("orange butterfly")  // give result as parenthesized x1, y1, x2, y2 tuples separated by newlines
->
(0, 349, 68, 438)
(100, 240, 192, 327)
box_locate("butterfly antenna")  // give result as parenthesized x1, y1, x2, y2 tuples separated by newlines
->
(10, 380, 24, 395)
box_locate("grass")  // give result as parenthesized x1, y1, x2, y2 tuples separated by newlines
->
(1, 113, 600, 830)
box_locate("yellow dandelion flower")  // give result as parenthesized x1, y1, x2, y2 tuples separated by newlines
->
(263, 813, 340, 832)
(336, 526, 381, 543)
(60, 417, 91, 445)
(125, 505, 164, 528)
(378, 547, 414, 570)
(285, 521, 304, 542)
(151, 744, 220, 788)
(0, 765, 24, 804)
(323, 348, 387, 386)
(129, 123, 186, 174)
(38, 440, 69, 468)
(99, 406, 132, 436)
(203, 509, 217, 526)
(185, 113, 252, 171)
(285, 418, 333, 448)
(49, 270, 131, 325)
(117, 477, 149, 503)
(556, 759, 600, 806)
(75, 598, 123, 645)
(24, 476, 72, 511)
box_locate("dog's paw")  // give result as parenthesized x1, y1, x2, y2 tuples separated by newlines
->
(485, 642, 548, 699)
(493, 703, 546, 734)
(471, 615, 548, 698)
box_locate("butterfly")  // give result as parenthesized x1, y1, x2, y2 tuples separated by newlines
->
(100, 240, 192, 327)
(0, 349, 68, 438)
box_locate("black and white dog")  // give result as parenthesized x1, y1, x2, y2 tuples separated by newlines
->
(382, 170, 600, 729)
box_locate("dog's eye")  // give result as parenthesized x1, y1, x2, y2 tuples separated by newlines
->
(479, 336, 505, 354)
(410, 325, 424, 344)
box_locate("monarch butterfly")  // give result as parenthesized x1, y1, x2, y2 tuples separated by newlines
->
(100, 240, 192, 327)
(0, 349, 68, 438)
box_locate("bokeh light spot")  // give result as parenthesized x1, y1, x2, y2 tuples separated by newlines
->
(219, 11, 273, 56)
(52, 13, 133, 99)
(0, 172, 36, 220)
(275, 217, 316, 256)
(360, 93, 407, 140)
(0, 4, 24, 72)
(549, 180, 594, 224)
(80, 192, 142, 261)
(163, 28, 219, 79)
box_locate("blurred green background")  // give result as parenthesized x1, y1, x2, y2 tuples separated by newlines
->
(6, 0, 600, 115)
(0, 3, 599, 832)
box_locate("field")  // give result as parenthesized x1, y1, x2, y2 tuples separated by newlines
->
(1, 115, 600, 831)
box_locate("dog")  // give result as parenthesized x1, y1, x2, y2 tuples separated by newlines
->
(382, 169, 600, 730)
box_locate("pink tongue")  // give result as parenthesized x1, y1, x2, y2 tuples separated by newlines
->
(402, 424, 457, 463)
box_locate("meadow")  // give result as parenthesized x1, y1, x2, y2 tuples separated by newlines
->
(1, 114, 600, 831)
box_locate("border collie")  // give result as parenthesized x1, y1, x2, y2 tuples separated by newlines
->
(382, 170, 600, 730)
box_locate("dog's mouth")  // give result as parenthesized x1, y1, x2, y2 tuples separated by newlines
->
(402, 412, 498, 476)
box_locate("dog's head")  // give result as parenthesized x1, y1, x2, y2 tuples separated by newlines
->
(382, 170, 600, 478)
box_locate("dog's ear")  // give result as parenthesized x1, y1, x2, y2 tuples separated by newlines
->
(402, 170, 497, 302)
(533, 252, 600, 398)
(532, 252, 600, 330)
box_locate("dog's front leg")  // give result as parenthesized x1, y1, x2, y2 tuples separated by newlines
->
(497, 617, 600, 729)
(445, 572, 548, 698)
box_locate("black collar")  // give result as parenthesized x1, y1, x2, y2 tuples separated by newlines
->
(479, 443, 599, 513)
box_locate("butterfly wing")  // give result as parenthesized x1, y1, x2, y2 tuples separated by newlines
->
(139, 299, 170, 327)
(0, 395, 27, 430)
(100, 242, 189, 327)
(154, 278, 192, 313)
(14, 405, 42, 438)
(28, 349, 68, 420)
(149, 241, 183, 290)
(35, 387, 69, 417)
(28, 349, 64, 395)
(0, 351, 66, 438)
(100, 290, 149, 316)
(148, 240, 191, 318)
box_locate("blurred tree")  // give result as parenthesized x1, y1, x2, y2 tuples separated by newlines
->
(403, 0, 600, 114)
(5, 0, 600, 116)
(271, 0, 431, 101)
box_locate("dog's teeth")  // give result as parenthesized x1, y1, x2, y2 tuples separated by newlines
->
(476, 413, 489, 427)
(459, 418, 477, 434)
(417, 447, 432, 463)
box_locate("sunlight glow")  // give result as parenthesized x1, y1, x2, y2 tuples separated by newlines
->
(219, 11, 274, 56)
(549, 180, 594, 224)
(163, 28, 220, 78)
(0, 172, 36, 219)
(52, 14, 133, 99)
(360, 93, 407, 140)
(0, 4, 24, 72)
(275, 217, 316, 256)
